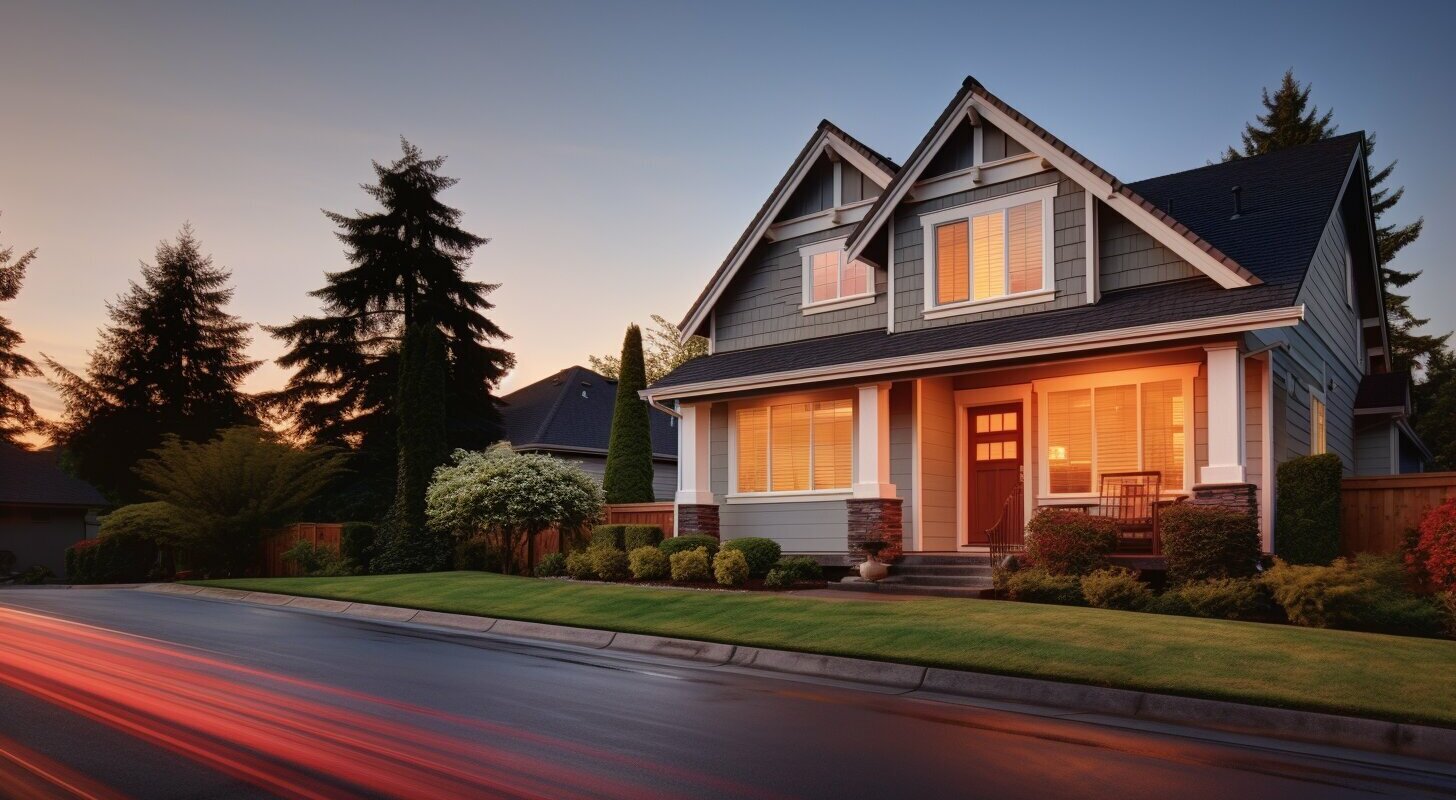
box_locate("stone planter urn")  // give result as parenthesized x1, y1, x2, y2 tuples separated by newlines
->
(857, 540, 891, 582)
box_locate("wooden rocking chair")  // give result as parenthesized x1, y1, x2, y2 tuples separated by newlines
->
(1095, 472, 1167, 554)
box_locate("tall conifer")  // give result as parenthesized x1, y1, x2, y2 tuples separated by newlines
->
(0, 220, 40, 447)
(602, 324, 655, 503)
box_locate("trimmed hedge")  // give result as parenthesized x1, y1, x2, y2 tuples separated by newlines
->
(565, 550, 597, 580)
(1161, 503, 1261, 584)
(999, 567, 1085, 605)
(1275, 453, 1342, 564)
(714, 549, 749, 586)
(628, 546, 669, 580)
(623, 525, 665, 551)
(589, 524, 628, 550)
(1156, 578, 1271, 620)
(721, 537, 782, 578)
(660, 534, 719, 559)
(669, 547, 712, 582)
(1080, 568, 1152, 611)
(1024, 509, 1118, 575)
(589, 547, 630, 581)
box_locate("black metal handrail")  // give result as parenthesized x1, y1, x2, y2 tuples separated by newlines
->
(984, 480, 1025, 558)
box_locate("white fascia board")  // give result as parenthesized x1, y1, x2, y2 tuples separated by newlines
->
(645, 305, 1305, 402)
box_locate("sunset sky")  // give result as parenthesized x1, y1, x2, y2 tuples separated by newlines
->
(2, 0, 1453, 432)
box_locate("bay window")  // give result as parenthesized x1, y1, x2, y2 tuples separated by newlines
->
(921, 184, 1056, 316)
(800, 238, 873, 313)
(734, 398, 852, 494)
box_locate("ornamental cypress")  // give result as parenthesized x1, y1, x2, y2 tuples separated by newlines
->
(602, 324, 655, 503)
(375, 324, 451, 573)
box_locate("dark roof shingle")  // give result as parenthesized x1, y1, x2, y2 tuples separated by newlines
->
(0, 445, 109, 507)
(501, 366, 677, 459)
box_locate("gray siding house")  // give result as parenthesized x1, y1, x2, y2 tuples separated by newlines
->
(0, 444, 107, 578)
(500, 366, 677, 501)
(644, 77, 1425, 564)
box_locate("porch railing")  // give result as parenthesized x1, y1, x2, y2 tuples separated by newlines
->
(985, 481, 1026, 559)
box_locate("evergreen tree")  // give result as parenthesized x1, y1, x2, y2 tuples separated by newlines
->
(1414, 348, 1456, 470)
(266, 139, 513, 520)
(46, 226, 258, 502)
(1224, 70, 1448, 374)
(0, 220, 40, 447)
(590, 314, 708, 384)
(602, 324, 655, 503)
(374, 325, 451, 573)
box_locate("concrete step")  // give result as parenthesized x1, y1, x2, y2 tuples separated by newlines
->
(880, 574, 993, 588)
(891, 564, 994, 578)
(895, 554, 994, 567)
(825, 579, 993, 599)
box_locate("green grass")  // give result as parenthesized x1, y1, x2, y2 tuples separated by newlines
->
(191, 572, 1456, 728)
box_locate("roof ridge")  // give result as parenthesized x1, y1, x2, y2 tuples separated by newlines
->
(1128, 132, 1365, 186)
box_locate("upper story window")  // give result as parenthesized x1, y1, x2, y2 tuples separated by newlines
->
(800, 239, 874, 315)
(921, 185, 1056, 318)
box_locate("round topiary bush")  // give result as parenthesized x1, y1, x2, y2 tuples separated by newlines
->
(1024, 509, 1118, 575)
(534, 552, 567, 578)
(714, 548, 749, 587)
(721, 537, 781, 578)
(669, 546, 712, 583)
(589, 546, 630, 581)
(660, 534, 719, 560)
(1079, 567, 1152, 611)
(1406, 496, 1456, 592)
(565, 550, 597, 580)
(1161, 503, 1261, 584)
(628, 546, 669, 580)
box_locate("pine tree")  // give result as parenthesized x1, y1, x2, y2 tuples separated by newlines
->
(1414, 348, 1456, 470)
(589, 314, 708, 384)
(46, 225, 258, 501)
(266, 139, 513, 520)
(1225, 70, 1447, 374)
(374, 325, 451, 572)
(0, 219, 40, 447)
(602, 324, 655, 503)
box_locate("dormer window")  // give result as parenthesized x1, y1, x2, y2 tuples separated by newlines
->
(920, 185, 1057, 318)
(800, 238, 874, 315)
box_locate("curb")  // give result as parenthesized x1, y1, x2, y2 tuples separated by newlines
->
(144, 583, 1456, 765)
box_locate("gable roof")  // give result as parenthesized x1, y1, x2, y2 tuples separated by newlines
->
(500, 366, 677, 460)
(845, 76, 1260, 289)
(0, 445, 109, 507)
(678, 121, 899, 338)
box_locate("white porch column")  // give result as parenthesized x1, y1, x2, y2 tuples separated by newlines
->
(1201, 343, 1246, 484)
(854, 383, 896, 498)
(675, 402, 715, 504)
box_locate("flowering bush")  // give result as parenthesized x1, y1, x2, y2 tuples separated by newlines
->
(1406, 496, 1456, 592)
(1024, 509, 1118, 575)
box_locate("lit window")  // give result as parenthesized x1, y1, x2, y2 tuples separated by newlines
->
(1311, 396, 1327, 455)
(801, 240, 872, 309)
(924, 187, 1053, 311)
(1045, 377, 1187, 494)
(735, 399, 853, 493)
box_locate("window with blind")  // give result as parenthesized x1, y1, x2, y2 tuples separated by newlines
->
(735, 399, 853, 494)
(1044, 376, 1188, 494)
(927, 189, 1051, 310)
(801, 239, 872, 309)
(1311, 396, 1327, 455)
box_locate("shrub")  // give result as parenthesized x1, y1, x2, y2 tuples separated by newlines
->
(1160, 578, 1271, 620)
(16, 565, 53, 584)
(534, 552, 567, 578)
(1161, 503, 1261, 584)
(660, 534, 719, 560)
(714, 548, 750, 586)
(1024, 509, 1117, 575)
(1405, 496, 1456, 592)
(1438, 591, 1456, 639)
(283, 540, 349, 577)
(1000, 567, 1085, 605)
(589, 546, 630, 581)
(341, 522, 377, 572)
(454, 536, 504, 571)
(589, 524, 627, 550)
(65, 534, 156, 584)
(565, 550, 597, 580)
(623, 525, 665, 551)
(721, 537, 782, 578)
(1079, 568, 1152, 611)
(1275, 453, 1342, 564)
(628, 546, 669, 580)
(0, 550, 16, 574)
(1263, 555, 1445, 636)
(775, 556, 823, 582)
(670, 547, 712, 582)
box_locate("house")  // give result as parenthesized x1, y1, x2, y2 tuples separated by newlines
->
(643, 76, 1424, 567)
(500, 366, 678, 501)
(0, 444, 108, 578)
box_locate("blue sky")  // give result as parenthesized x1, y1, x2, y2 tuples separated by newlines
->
(2, 0, 1452, 420)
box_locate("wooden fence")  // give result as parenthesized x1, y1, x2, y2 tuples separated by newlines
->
(604, 502, 675, 536)
(262, 523, 343, 577)
(1341, 472, 1456, 555)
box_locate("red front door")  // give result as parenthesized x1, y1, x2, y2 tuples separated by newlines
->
(966, 403, 1023, 545)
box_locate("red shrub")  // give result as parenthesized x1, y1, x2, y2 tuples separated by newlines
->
(1024, 509, 1118, 575)
(1406, 496, 1456, 592)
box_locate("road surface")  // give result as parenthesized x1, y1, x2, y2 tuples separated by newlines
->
(0, 588, 1452, 799)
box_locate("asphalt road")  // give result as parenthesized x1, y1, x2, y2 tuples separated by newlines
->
(0, 589, 1453, 800)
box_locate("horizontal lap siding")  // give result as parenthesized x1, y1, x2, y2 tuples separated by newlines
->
(918, 377, 957, 551)
(1355, 422, 1393, 476)
(890, 382, 915, 537)
(893, 171, 1086, 332)
(710, 403, 729, 497)
(720, 502, 849, 553)
(714, 223, 888, 353)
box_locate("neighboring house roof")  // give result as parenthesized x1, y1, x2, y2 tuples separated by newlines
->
(1355, 371, 1412, 413)
(652, 132, 1362, 396)
(0, 444, 109, 507)
(500, 366, 677, 459)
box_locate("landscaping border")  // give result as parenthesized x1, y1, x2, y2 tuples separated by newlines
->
(138, 582, 1456, 764)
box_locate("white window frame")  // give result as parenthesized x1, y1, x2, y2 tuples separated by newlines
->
(1033, 363, 1199, 502)
(727, 390, 857, 503)
(919, 184, 1057, 319)
(799, 237, 876, 316)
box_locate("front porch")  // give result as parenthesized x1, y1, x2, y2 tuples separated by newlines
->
(671, 340, 1272, 563)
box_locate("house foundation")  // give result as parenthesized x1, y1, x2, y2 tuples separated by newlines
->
(675, 504, 720, 538)
(1189, 483, 1259, 518)
(847, 498, 904, 562)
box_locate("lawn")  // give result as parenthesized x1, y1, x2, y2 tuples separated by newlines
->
(192, 572, 1456, 727)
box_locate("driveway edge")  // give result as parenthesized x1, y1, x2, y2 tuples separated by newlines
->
(139, 582, 1456, 764)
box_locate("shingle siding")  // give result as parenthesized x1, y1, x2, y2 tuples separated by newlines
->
(1099, 207, 1200, 291)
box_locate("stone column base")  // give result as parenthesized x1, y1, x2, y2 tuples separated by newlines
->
(675, 504, 720, 539)
(1189, 483, 1258, 518)
(847, 498, 904, 562)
